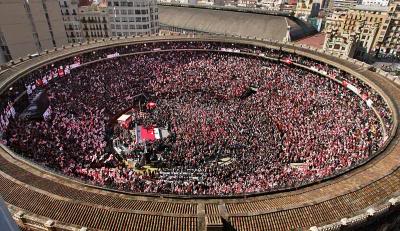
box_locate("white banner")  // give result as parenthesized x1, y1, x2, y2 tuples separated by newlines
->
(70, 63, 81, 69)
(346, 84, 360, 95)
(366, 99, 373, 107)
(106, 52, 120, 59)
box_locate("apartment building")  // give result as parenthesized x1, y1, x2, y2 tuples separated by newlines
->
(60, 0, 84, 43)
(107, 0, 159, 37)
(329, 0, 359, 9)
(295, 0, 321, 20)
(79, 4, 110, 41)
(324, 2, 400, 58)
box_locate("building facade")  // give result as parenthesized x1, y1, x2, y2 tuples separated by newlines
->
(0, 0, 68, 63)
(59, 0, 83, 43)
(329, 0, 359, 9)
(324, 3, 400, 59)
(107, 0, 159, 37)
(79, 4, 110, 41)
(295, 0, 321, 20)
(380, 2, 400, 55)
(362, 0, 390, 6)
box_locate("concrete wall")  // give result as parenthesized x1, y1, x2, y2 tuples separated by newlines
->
(0, 0, 37, 59)
(0, 0, 67, 60)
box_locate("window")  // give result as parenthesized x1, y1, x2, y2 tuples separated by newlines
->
(111, 24, 115, 29)
(128, 2, 133, 7)
(128, 9, 134, 14)
(116, 24, 121, 29)
(121, 1, 127, 6)
(122, 17, 127, 22)
(141, 10, 148, 14)
(129, 24, 135, 29)
(114, 1, 119, 6)
(129, 17, 135, 22)
(136, 17, 142, 22)
(115, 17, 120, 22)
(135, 10, 141, 14)
(121, 9, 127, 15)
(123, 25, 128, 30)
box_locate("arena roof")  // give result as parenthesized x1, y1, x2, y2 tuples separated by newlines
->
(0, 35, 399, 231)
(158, 4, 317, 41)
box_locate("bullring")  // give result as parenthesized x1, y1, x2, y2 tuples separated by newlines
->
(0, 35, 399, 231)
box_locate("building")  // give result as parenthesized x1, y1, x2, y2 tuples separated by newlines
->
(362, 0, 390, 6)
(107, 0, 159, 37)
(0, 0, 67, 63)
(295, 0, 321, 20)
(213, 0, 226, 6)
(60, 0, 84, 43)
(323, 28, 358, 56)
(329, 0, 359, 9)
(259, 0, 285, 11)
(379, 2, 400, 56)
(323, 3, 400, 59)
(79, 3, 110, 41)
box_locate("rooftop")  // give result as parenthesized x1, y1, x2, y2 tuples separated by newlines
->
(353, 4, 389, 11)
(295, 32, 326, 49)
(158, 4, 316, 41)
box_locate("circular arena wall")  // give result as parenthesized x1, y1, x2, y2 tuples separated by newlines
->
(0, 35, 399, 231)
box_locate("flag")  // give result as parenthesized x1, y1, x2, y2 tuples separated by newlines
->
(58, 66, 64, 77)
(283, 58, 292, 64)
(361, 94, 368, 101)
(36, 78, 43, 87)
(146, 102, 156, 110)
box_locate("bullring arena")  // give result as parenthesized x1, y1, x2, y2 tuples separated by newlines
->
(0, 35, 399, 231)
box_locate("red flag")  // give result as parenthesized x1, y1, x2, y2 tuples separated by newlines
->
(283, 58, 292, 64)
(58, 66, 64, 77)
(146, 102, 157, 110)
(36, 78, 43, 87)
(361, 93, 368, 101)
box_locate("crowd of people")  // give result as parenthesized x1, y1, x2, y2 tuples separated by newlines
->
(2, 42, 393, 196)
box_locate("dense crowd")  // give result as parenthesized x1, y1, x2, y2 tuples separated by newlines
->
(2, 44, 393, 195)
